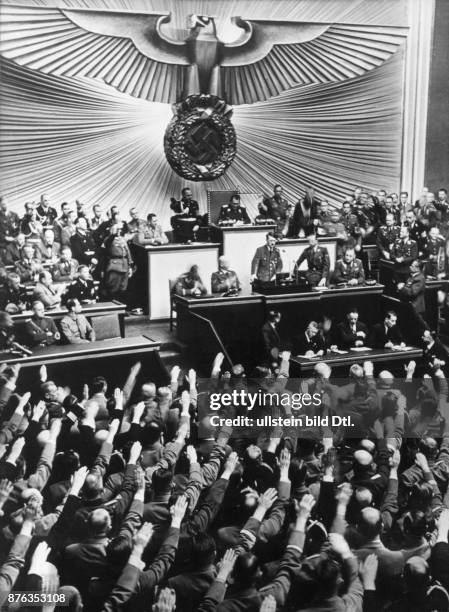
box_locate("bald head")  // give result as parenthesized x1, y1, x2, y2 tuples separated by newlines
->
(218, 256, 229, 270)
(89, 508, 111, 535)
(358, 507, 382, 540)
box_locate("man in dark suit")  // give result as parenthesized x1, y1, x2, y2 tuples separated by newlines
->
(422, 329, 448, 372)
(291, 186, 320, 237)
(251, 233, 283, 284)
(336, 308, 369, 349)
(70, 217, 98, 266)
(262, 310, 281, 361)
(170, 187, 201, 243)
(397, 260, 427, 329)
(294, 321, 326, 356)
(369, 311, 405, 348)
(258, 184, 292, 237)
(294, 234, 330, 287)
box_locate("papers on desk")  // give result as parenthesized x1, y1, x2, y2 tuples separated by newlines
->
(350, 347, 372, 352)
(296, 354, 321, 360)
(391, 345, 413, 351)
(328, 348, 348, 355)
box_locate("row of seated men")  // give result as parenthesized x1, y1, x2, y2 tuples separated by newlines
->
(262, 307, 447, 366)
(0, 297, 96, 351)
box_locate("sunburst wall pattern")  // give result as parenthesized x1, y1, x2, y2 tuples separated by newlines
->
(0, 0, 408, 228)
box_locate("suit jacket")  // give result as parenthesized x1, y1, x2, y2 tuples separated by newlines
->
(32, 282, 61, 309)
(35, 240, 60, 262)
(52, 258, 79, 282)
(336, 320, 369, 349)
(60, 313, 95, 344)
(251, 245, 282, 282)
(295, 245, 330, 278)
(399, 272, 426, 313)
(3, 242, 24, 265)
(291, 198, 319, 236)
(262, 322, 280, 358)
(369, 323, 404, 348)
(332, 258, 365, 285)
(70, 230, 97, 264)
(64, 278, 98, 303)
(294, 331, 325, 356)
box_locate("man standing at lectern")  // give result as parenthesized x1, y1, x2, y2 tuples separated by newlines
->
(251, 233, 282, 284)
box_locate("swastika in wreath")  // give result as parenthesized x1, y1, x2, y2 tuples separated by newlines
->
(164, 94, 237, 181)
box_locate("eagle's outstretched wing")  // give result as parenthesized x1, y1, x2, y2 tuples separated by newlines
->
(0, 5, 188, 103)
(221, 20, 408, 105)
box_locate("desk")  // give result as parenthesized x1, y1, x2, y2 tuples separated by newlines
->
(175, 284, 385, 369)
(0, 335, 168, 392)
(211, 225, 337, 292)
(290, 347, 422, 376)
(131, 242, 220, 319)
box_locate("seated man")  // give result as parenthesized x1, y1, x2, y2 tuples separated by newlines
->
(64, 265, 98, 305)
(14, 243, 42, 283)
(134, 213, 168, 246)
(173, 265, 207, 297)
(20, 202, 43, 240)
(0, 272, 28, 314)
(35, 228, 60, 263)
(52, 247, 79, 282)
(251, 232, 283, 284)
(336, 308, 369, 349)
(294, 234, 330, 287)
(25, 300, 60, 347)
(60, 298, 96, 344)
(33, 271, 62, 310)
(217, 194, 251, 225)
(211, 257, 241, 294)
(294, 321, 326, 357)
(369, 311, 405, 349)
(4, 232, 26, 265)
(332, 247, 365, 285)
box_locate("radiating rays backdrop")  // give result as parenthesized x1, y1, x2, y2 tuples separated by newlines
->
(0, 0, 409, 227)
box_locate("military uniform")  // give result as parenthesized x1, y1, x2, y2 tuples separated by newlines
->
(260, 197, 291, 236)
(251, 245, 283, 282)
(332, 258, 365, 285)
(52, 259, 79, 282)
(64, 277, 98, 304)
(70, 230, 97, 265)
(170, 198, 200, 242)
(0, 210, 20, 253)
(0, 282, 28, 312)
(211, 269, 241, 293)
(295, 245, 330, 287)
(60, 313, 95, 344)
(391, 238, 418, 281)
(15, 257, 42, 283)
(404, 220, 427, 252)
(134, 224, 168, 245)
(173, 273, 207, 297)
(24, 315, 59, 347)
(36, 205, 58, 226)
(217, 205, 251, 224)
(102, 235, 133, 298)
(424, 236, 446, 277)
(376, 224, 400, 258)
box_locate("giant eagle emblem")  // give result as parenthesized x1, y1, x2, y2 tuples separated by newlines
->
(0, 6, 407, 180)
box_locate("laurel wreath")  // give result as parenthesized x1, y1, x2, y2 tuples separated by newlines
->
(164, 94, 237, 181)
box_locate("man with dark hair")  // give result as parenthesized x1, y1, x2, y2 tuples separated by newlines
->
(170, 187, 201, 243)
(36, 193, 58, 227)
(64, 265, 98, 304)
(262, 310, 282, 360)
(332, 248, 365, 285)
(291, 186, 320, 238)
(25, 300, 60, 347)
(336, 308, 369, 349)
(259, 184, 293, 237)
(397, 260, 427, 329)
(32, 271, 61, 309)
(217, 194, 251, 225)
(60, 298, 95, 344)
(294, 234, 330, 287)
(70, 216, 97, 266)
(134, 213, 168, 246)
(251, 233, 282, 284)
(369, 311, 405, 349)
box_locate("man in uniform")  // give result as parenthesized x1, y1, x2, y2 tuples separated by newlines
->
(376, 213, 400, 260)
(4, 232, 26, 265)
(127, 207, 145, 236)
(36, 194, 58, 227)
(259, 185, 292, 237)
(294, 234, 330, 287)
(134, 213, 168, 246)
(424, 226, 446, 278)
(61, 298, 96, 344)
(24, 300, 60, 347)
(397, 259, 427, 331)
(0, 272, 28, 313)
(217, 194, 251, 225)
(52, 246, 79, 283)
(211, 257, 241, 294)
(0, 197, 20, 260)
(291, 187, 320, 238)
(170, 187, 201, 243)
(332, 247, 365, 285)
(64, 265, 98, 304)
(404, 210, 426, 255)
(251, 233, 283, 284)
(70, 217, 98, 266)
(173, 265, 207, 297)
(391, 225, 418, 283)
(340, 201, 362, 250)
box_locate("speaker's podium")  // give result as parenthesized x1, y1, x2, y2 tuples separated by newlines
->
(252, 273, 310, 295)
